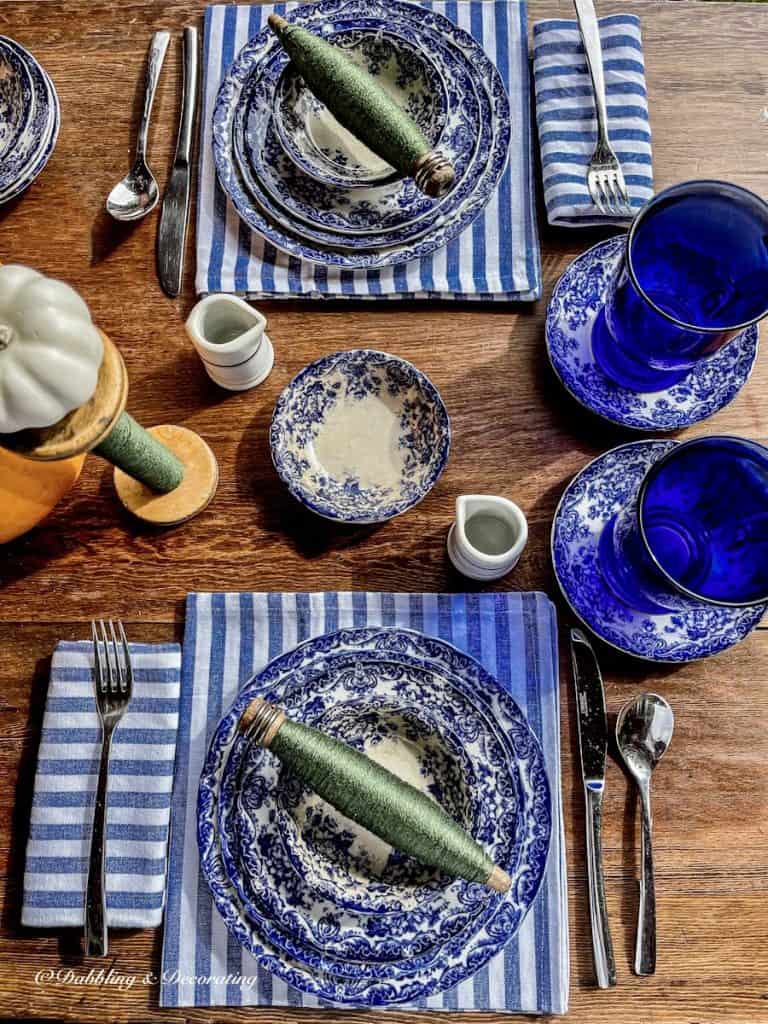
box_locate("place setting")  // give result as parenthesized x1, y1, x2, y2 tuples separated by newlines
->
(1, 0, 768, 1020)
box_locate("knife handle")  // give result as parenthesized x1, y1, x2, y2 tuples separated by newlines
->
(584, 786, 617, 988)
(176, 26, 199, 164)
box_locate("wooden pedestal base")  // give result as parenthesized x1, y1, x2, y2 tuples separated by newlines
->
(112, 425, 219, 525)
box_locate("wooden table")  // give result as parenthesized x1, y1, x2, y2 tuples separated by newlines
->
(1, 1, 767, 1021)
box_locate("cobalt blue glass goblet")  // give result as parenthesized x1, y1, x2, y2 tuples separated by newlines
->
(592, 180, 768, 392)
(599, 435, 768, 614)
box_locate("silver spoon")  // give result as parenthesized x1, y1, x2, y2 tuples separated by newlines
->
(616, 693, 674, 977)
(106, 31, 170, 222)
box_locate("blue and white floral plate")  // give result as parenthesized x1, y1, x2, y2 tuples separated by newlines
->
(551, 440, 766, 661)
(0, 37, 59, 204)
(546, 237, 760, 431)
(274, 27, 447, 189)
(233, 17, 483, 241)
(0, 38, 34, 162)
(270, 350, 450, 524)
(218, 653, 524, 972)
(198, 626, 551, 1005)
(213, 0, 511, 269)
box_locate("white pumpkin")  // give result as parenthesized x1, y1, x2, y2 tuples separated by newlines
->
(0, 264, 104, 433)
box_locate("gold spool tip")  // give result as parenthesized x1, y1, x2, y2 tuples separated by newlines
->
(268, 13, 289, 34)
(413, 150, 456, 198)
(487, 865, 512, 893)
(240, 697, 286, 748)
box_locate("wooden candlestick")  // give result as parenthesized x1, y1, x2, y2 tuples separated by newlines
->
(0, 332, 218, 525)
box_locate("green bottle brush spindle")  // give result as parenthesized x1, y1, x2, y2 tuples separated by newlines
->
(240, 697, 512, 893)
(268, 14, 456, 199)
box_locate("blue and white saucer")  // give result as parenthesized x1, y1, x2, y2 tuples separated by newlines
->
(270, 350, 450, 524)
(546, 237, 760, 431)
(0, 39, 33, 162)
(551, 440, 766, 662)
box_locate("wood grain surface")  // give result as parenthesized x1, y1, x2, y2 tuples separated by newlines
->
(1, 1, 767, 1022)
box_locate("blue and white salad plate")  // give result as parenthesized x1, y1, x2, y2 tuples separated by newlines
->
(274, 27, 447, 189)
(270, 350, 450, 524)
(0, 37, 59, 204)
(212, 0, 511, 268)
(551, 440, 766, 662)
(546, 237, 759, 432)
(217, 655, 525, 972)
(198, 626, 551, 1005)
(232, 17, 484, 241)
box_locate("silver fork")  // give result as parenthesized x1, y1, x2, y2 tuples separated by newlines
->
(573, 0, 632, 217)
(84, 620, 133, 957)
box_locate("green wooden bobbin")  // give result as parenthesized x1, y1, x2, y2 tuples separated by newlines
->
(268, 13, 456, 198)
(0, 333, 218, 526)
(240, 697, 512, 893)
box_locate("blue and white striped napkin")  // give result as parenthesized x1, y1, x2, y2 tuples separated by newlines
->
(196, 1, 542, 301)
(161, 592, 568, 1013)
(533, 14, 654, 226)
(22, 642, 181, 929)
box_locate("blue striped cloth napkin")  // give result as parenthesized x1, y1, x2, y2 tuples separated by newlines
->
(533, 14, 654, 226)
(22, 642, 181, 929)
(161, 592, 568, 1013)
(196, 1, 542, 301)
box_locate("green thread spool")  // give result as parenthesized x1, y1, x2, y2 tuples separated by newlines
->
(240, 697, 511, 893)
(268, 14, 456, 199)
(95, 412, 184, 494)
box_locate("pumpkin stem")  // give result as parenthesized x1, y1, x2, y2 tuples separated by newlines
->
(0, 324, 14, 351)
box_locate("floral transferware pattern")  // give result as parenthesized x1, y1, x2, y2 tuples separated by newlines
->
(269, 350, 450, 524)
(198, 626, 551, 1006)
(274, 28, 447, 189)
(551, 440, 766, 661)
(0, 40, 33, 162)
(546, 237, 759, 431)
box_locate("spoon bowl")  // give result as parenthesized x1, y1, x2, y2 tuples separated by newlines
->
(616, 692, 674, 977)
(106, 160, 159, 222)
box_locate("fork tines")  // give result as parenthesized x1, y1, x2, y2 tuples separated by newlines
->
(91, 619, 133, 697)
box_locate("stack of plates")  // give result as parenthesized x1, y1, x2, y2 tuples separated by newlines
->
(198, 627, 552, 1006)
(212, 0, 512, 270)
(0, 36, 59, 204)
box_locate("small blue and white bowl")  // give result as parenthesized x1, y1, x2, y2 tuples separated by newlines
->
(274, 27, 448, 189)
(270, 349, 451, 524)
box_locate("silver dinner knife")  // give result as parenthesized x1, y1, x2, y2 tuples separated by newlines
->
(570, 627, 617, 989)
(157, 26, 198, 297)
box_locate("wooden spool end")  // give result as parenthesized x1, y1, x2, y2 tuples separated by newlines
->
(0, 331, 127, 461)
(112, 425, 218, 526)
(413, 151, 456, 198)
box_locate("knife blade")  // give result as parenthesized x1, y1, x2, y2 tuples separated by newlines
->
(570, 627, 617, 989)
(157, 26, 198, 298)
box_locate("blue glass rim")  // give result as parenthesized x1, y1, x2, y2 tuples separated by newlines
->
(637, 434, 768, 607)
(626, 179, 768, 335)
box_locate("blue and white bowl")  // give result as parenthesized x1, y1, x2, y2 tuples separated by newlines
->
(274, 27, 448, 189)
(198, 626, 552, 1004)
(270, 350, 451, 524)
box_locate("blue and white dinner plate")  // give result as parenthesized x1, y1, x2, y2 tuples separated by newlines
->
(546, 237, 760, 431)
(217, 654, 524, 972)
(551, 440, 767, 662)
(198, 626, 551, 1005)
(212, 0, 511, 269)
(0, 38, 34, 162)
(273, 26, 447, 189)
(232, 17, 484, 241)
(0, 38, 59, 203)
(270, 350, 451, 524)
